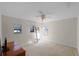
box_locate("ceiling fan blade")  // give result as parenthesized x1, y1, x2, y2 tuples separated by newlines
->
(35, 10, 53, 21)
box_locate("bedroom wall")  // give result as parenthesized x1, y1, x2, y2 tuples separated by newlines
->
(77, 17, 79, 55)
(0, 9, 1, 40)
(45, 17, 77, 48)
(0, 9, 2, 46)
(2, 15, 77, 48)
(2, 15, 40, 46)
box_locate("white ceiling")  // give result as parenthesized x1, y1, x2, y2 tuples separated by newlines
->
(0, 2, 79, 22)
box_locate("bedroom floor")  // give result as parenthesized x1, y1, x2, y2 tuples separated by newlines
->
(22, 41, 77, 56)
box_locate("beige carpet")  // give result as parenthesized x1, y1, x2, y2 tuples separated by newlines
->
(22, 42, 77, 56)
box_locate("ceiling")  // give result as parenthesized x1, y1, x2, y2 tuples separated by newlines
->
(0, 2, 79, 23)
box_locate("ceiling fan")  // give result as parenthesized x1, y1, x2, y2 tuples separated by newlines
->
(38, 11, 46, 22)
(36, 11, 52, 22)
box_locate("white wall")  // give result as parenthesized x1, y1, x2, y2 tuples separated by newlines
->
(77, 17, 79, 55)
(0, 9, 1, 41)
(2, 15, 77, 48)
(2, 15, 40, 46)
(0, 8, 2, 46)
(46, 17, 77, 48)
